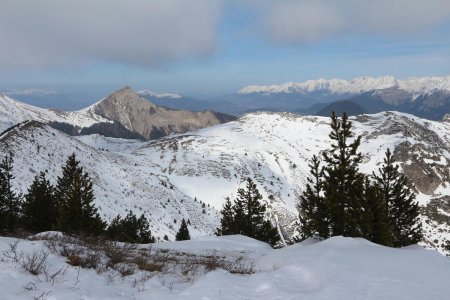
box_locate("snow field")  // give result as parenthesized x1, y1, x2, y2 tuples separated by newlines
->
(0, 234, 449, 299)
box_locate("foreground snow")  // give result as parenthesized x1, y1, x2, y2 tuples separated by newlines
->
(0, 235, 448, 300)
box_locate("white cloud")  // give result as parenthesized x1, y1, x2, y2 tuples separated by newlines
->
(0, 0, 223, 69)
(261, 0, 450, 43)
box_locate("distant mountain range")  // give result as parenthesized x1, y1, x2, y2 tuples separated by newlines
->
(138, 75, 450, 120)
(5, 75, 450, 120)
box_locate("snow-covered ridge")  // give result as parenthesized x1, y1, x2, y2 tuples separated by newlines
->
(238, 75, 450, 96)
(137, 89, 182, 99)
(0, 94, 109, 132)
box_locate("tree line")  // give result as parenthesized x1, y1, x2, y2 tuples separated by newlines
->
(0, 153, 190, 243)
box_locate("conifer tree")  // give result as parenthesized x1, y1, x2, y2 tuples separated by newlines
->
(106, 211, 154, 243)
(22, 172, 57, 232)
(175, 218, 190, 241)
(298, 155, 329, 238)
(322, 112, 366, 237)
(217, 178, 279, 246)
(0, 155, 21, 232)
(216, 197, 235, 235)
(55, 154, 105, 235)
(373, 149, 422, 246)
(361, 178, 393, 246)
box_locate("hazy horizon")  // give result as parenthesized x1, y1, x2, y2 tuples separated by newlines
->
(1, 1, 449, 109)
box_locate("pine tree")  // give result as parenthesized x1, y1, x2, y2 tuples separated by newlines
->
(22, 172, 57, 233)
(55, 154, 105, 235)
(361, 178, 393, 246)
(298, 155, 329, 238)
(106, 211, 154, 243)
(216, 197, 235, 235)
(175, 218, 190, 241)
(135, 214, 154, 243)
(322, 112, 366, 237)
(217, 178, 279, 246)
(0, 155, 22, 232)
(373, 149, 422, 247)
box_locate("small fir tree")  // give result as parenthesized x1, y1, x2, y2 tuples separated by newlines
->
(361, 178, 393, 246)
(22, 172, 57, 232)
(55, 154, 105, 235)
(298, 155, 329, 238)
(373, 149, 422, 246)
(175, 218, 190, 241)
(217, 178, 279, 246)
(0, 155, 22, 232)
(216, 197, 235, 235)
(107, 211, 154, 243)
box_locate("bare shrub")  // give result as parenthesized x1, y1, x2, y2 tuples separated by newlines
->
(3, 240, 22, 262)
(20, 250, 49, 275)
(104, 241, 136, 267)
(43, 265, 69, 285)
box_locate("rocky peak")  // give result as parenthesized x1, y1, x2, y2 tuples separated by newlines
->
(92, 87, 234, 140)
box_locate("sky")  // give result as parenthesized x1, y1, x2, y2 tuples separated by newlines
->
(0, 0, 449, 108)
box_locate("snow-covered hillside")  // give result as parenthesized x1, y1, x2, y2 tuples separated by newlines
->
(0, 234, 448, 299)
(1, 112, 450, 253)
(0, 121, 218, 241)
(0, 94, 108, 132)
(238, 75, 450, 98)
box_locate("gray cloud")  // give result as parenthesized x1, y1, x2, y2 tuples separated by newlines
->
(261, 0, 450, 43)
(0, 0, 223, 69)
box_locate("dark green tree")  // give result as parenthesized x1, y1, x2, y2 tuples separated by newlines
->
(373, 149, 422, 247)
(22, 172, 57, 232)
(175, 218, 190, 241)
(322, 112, 366, 237)
(361, 178, 393, 246)
(217, 178, 279, 246)
(0, 155, 22, 232)
(216, 197, 235, 235)
(106, 211, 154, 243)
(298, 155, 329, 239)
(55, 154, 105, 235)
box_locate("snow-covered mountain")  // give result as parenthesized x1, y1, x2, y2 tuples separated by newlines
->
(202, 75, 450, 119)
(137, 89, 182, 99)
(0, 87, 234, 140)
(1, 111, 449, 254)
(0, 93, 108, 131)
(238, 75, 450, 98)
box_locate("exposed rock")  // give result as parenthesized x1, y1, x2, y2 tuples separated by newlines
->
(92, 87, 235, 140)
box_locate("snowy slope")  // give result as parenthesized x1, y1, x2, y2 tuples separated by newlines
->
(238, 75, 450, 98)
(0, 94, 108, 132)
(1, 112, 450, 253)
(0, 121, 218, 240)
(0, 235, 448, 299)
